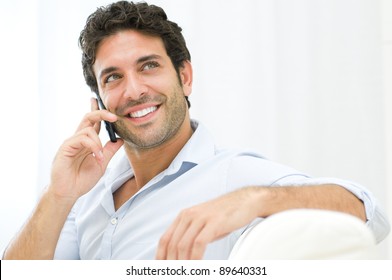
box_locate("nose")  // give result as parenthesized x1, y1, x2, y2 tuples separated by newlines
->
(123, 73, 148, 100)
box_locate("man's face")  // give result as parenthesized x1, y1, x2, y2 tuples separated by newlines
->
(93, 30, 191, 149)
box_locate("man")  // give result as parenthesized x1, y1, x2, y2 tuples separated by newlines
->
(3, 1, 389, 260)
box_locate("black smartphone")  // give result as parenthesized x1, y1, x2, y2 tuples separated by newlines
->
(95, 95, 117, 143)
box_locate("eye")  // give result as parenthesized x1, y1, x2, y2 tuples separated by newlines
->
(141, 61, 159, 71)
(104, 73, 122, 84)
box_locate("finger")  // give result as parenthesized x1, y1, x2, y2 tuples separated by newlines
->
(176, 221, 206, 260)
(164, 216, 195, 260)
(76, 110, 117, 132)
(90, 98, 101, 133)
(101, 139, 124, 166)
(62, 133, 104, 162)
(76, 126, 104, 155)
(78, 126, 103, 145)
(156, 216, 181, 260)
(62, 125, 104, 161)
(189, 224, 216, 260)
(90, 97, 99, 111)
(157, 208, 207, 260)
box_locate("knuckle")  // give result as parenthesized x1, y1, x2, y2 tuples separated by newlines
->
(167, 241, 177, 252)
(181, 207, 198, 218)
(83, 111, 96, 121)
(193, 236, 207, 248)
(177, 240, 188, 251)
(158, 234, 170, 246)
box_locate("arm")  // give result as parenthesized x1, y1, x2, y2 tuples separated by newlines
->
(256, 184, 366, 220)
(3, 99, 123, 259)
(3, 189, 77, 259)
(156, 184, 366, 260)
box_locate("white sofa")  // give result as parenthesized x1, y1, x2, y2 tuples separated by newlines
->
(229, 209, 376, 259)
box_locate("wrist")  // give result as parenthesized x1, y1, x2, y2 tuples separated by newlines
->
(251, 186, 281, 218)
(44, 184, 79, 209)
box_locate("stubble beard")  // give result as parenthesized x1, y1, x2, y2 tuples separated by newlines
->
(113, 85, 188, 150)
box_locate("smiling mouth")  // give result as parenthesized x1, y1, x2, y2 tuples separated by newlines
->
(128, 106, 158, 118)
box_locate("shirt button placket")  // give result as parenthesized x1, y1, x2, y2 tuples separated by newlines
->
(111, 217, 118, 225)
(100, 216, 119, 260)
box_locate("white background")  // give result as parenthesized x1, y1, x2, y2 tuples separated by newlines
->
(1, 0, 391, 258)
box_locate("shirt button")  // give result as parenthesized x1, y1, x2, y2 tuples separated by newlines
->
(111, 217, 118, 225)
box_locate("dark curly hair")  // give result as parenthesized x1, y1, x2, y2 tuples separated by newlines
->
(79, 1, 191, 107)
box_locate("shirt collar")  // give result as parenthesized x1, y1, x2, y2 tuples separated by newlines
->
(165, 119, 216, 174)
(104, 119, 217, 188)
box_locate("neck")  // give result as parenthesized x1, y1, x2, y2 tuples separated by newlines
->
(124, 118, 193, 189)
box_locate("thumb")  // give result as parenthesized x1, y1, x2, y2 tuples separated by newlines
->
(102, 139, 124, 166)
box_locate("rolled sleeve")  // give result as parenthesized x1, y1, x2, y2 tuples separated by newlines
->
(53, 202, 80, 259)
(274, 176, 391, 243)
(227, 154, 390, 244)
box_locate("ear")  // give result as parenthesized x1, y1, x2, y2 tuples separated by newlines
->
(179, 60, 193, 97)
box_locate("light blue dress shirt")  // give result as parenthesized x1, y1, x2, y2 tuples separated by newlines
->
(54, 120, 390, 259)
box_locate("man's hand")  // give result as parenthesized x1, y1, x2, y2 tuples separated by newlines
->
(156, 187, 262, 260)
(3, 98, 124, 259)
(48, 98, 124, 202)
(155, 184, 366, 260)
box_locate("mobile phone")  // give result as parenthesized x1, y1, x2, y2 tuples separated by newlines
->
(95, 95, 117, 143)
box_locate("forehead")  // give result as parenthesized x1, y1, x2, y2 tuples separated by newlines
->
(93, 30, 167, 70)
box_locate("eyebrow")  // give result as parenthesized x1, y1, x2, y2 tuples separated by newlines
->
(98, 54, 162, 81)
(136, 54, 162, 64)
(98, 66, 119, 81)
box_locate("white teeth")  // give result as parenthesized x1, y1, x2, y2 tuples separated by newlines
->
(129, 106, 157, 118)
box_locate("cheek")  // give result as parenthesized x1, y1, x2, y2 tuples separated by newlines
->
(100, 84, 125, 111)
(146, 74, 182, 94)
(99, 92, 119, 113)
(101, 94, 110, 107)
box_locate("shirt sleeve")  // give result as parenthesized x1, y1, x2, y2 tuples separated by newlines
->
(226, 153, 391, 243)
(53, 202, 80, 260)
